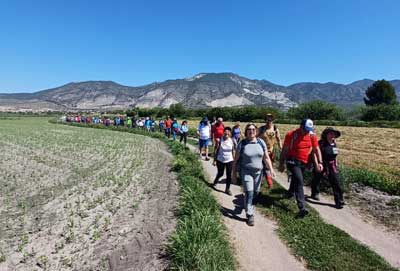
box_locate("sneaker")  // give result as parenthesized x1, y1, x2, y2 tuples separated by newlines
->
(335, 203, 344, 209)
(246, 215, 255, 226)
(310, 194, 320, 201)
(225, 189, 232, 196)
(297, 209, 309, 218)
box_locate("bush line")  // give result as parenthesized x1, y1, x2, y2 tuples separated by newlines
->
(51, 120, 236, 271)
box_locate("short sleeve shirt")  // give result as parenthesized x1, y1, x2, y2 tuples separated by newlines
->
(236, 139, 267, 171)
(283, 128, 318, 164)
(198, 124, 210, 140)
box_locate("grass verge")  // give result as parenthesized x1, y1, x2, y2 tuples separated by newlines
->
(51, 120, 236, 271)
(257, 183, 397, 271)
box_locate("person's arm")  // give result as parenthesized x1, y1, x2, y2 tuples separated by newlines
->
(313, 146, 323, 172)
(231, 145, 241, 183)
(278, 145, 287, 172)
(263, 150, 275, 177)
(213, 140, 220, 165)
(276, 129, 283, 150)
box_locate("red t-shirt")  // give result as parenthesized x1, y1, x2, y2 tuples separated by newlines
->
(212, 124, 225, 139)
(283, 128, 318, 164)
(165, 119, 172, 128)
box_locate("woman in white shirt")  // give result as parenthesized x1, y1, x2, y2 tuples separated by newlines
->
(197, 117, 211, 160)
(213, 127, 234, 195)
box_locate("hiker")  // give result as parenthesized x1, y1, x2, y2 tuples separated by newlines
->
(179, 120, 189, 146)
(213, 127, 234, 195)
(172, 118, 180, 140)
(165, 116, 172, 138)
(258, 113, 282, 188)
(150, 118, 156, 132)
(126, 117, 132, 128)
(159, 119, 165, 132)
(145, 117, 151, 132)
(311, 127, 345, 209)
(278, 119, 324, 218)
(232, 122, 242, 148)
(212, 117, 225, 147)
(197, 117, 211, 160)
(232, 123, 275, 226)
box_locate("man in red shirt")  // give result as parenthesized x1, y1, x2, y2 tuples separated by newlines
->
(278, 119, 323, 218)
(212, 117, 225, 147)
(164, 116, 172, 138)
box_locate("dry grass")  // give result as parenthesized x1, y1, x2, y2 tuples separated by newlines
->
(187, 120, 400, 182)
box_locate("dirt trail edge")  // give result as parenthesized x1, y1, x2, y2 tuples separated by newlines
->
(187, 146, 307, 271)
(274, 171, 400, 268)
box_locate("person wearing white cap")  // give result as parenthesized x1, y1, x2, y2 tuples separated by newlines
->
(278, 118, 324, 218)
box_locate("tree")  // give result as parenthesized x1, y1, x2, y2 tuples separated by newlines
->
(287, 100, 344, 120)
(364, 80, 397, 106)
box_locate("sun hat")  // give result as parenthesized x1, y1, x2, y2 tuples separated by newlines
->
(301, 118, 314, 132)
(265, 113, 274, 121)
(322, 127, 341, 139)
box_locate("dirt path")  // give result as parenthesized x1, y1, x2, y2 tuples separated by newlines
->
(188, 146, 307, 271)
(273, 171, 400, 268)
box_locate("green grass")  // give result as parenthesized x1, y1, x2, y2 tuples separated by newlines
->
(256, 184, 397, 271)
(54, 120, 236, 271)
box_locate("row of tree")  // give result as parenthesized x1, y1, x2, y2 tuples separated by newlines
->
(125, 79, 399, 122)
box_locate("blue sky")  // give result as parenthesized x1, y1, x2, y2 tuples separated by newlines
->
(1, 0, 399, 93)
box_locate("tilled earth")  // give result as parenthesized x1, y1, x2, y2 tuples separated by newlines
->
(0, 118, 178, 271)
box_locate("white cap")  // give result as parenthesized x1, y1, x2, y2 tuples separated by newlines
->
(302, 119, 314, 132)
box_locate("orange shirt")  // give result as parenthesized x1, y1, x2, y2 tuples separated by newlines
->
(283, 128, 318, 164)
(165, 119, 172, 128)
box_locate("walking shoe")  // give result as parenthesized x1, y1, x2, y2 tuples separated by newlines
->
(335, 202, 344, 209)
(310, 194, 320, 201)
(297, 209, 309, 218)
(246, 215, 255, 226)
(225, 189, 232, 196)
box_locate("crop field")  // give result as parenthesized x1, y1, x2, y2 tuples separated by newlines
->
(0, 118, 178, 271)
(187, 120, 400, 182)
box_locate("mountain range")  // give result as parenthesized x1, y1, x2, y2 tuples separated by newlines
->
(0, 73, 399, 112)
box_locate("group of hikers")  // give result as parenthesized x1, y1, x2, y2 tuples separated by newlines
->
(200, 114, 344, 226)
(65, 112, 344, 227)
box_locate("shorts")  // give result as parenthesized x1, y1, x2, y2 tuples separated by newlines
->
(199, 138, 209, 148)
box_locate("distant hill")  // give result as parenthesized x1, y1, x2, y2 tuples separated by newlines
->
(0, 73, 399, 112)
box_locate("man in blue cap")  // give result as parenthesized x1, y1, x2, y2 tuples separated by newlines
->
(278, 119, 324, 218)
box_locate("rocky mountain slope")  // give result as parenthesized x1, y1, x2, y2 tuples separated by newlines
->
(0, 73, 399, 112)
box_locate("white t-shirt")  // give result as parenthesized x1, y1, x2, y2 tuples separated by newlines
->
(217, 137, 234, 163)
(198, 124, 210, 140)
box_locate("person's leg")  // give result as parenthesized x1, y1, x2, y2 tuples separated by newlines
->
(288, 164, 306, 211)
(205, 140, 209, 160)
(311, 169, 322, 200)
(179, 133, 184, 143)
(183, 133, 187, 146)
(214, 160, 224, 185)
(329, 171, 344, 208)
(225, 161, 233, 193)
(242, 171, 255, 225)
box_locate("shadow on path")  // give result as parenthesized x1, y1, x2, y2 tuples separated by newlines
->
(220, 194, 247, 222)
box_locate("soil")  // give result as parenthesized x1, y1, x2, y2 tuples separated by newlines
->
(349, 183, 400, 234)
(0, 120, 179, 271)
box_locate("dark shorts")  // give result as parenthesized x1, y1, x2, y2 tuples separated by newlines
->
(199, 138, 209, 148)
